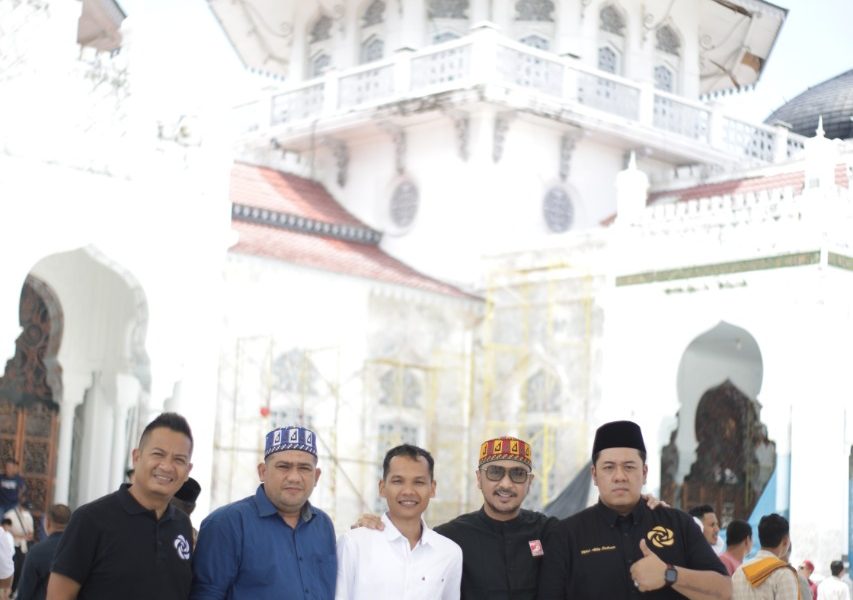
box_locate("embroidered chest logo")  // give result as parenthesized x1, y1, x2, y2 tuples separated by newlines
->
(647, 526, 674, 549)
(529, 539, 544, 557)
(174, 534, 191, 560)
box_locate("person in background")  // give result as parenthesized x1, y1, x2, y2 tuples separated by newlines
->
(170, 477, 201, 544)
(16, 504, 71, 600)
(689, 504, 723, 554)
(719, 520, 753, 576)
(5, 501, 34, 594)
(732, 513, 798, 599)
(817, 561, 850, 600)
(0, 518, 13, 600)
(798, 560, 818, 600)
(0, 461, 26, 516)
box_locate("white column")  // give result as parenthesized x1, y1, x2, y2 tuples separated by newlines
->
(399, 0, 426, 49)
(471, 0, 491, 24)
(54, 372, 91, 504)
(111, 373, 141, 490)
(77, 372, 116, 504)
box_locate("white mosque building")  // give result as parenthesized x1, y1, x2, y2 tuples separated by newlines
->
(0, 0, 850, 575)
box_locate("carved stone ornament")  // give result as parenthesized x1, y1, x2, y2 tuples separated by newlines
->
(390, 180, 420, 228)
(559, 133, 578, 182)
(447, 111, 470, 161)
(543, 186, 574, 232)
(599, 4, 625, 35)
(515, 0, 555, 22)
(325, 138, 350, 187)
(656, 25, 681, 56)
(492, 112, 514, 163)
(427, 0, 469, 19)
(362, 0, 386, 27)
(310, 15, 332, 43)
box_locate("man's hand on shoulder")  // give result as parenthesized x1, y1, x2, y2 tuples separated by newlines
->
(641, 494, 669, 510)
(350, 514, 384, 530)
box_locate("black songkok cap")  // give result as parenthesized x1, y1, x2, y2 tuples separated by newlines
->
(592, 420, 646, 460)
(174, 477, 201, 503)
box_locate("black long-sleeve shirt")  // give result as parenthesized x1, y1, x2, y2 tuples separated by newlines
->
(435, 507, 558, 600)
(537, 500, 727, 599)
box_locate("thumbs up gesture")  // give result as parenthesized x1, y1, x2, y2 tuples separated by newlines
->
(629, 539, 667, 592)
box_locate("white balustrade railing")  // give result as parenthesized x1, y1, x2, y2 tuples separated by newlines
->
(258, 29, 805, 165)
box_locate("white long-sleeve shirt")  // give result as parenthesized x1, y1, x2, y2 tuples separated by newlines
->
(818, 576, 851, 600)
(336, 513, 462, 600)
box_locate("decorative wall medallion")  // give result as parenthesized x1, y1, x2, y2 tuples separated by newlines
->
(390, 180, 419, 228)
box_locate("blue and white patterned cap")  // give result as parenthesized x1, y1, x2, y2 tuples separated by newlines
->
(264, 426, 317, 458)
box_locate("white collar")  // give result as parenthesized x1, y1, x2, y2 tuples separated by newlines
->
(381, 512, 435, 547)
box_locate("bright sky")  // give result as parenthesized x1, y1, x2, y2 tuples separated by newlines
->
(716, 0, 853, 123)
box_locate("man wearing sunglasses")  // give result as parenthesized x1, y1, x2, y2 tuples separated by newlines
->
(433, 436, 554, 600)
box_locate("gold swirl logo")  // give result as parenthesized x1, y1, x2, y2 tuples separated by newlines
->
(647, 526, 675, 548)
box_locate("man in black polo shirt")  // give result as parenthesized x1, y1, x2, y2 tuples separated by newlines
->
(537, 420, 731, 600)
(47, 413, 195, 600)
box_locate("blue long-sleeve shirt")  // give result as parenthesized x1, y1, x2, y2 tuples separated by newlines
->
(190, 485, 336, 600)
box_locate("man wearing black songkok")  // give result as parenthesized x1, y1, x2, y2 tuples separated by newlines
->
(537, 420, 731, 600)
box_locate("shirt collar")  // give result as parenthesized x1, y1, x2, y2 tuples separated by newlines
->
(254, 484, 316, 523)
(117, 483, 176, 520)
(381, 512, 434, 547)
(477, 506, 522, 530)
(596, 498, 644, 527)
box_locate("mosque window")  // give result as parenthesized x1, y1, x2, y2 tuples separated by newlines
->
(362, 0, 386, 27)
(599, 4, 626, 36)
(390, 180, 420, 228)
(515, 0, 555, 22)
(379, 368, 423, 408)
(271, 349, 320, 395)
(427, 0, 469, 19)
(597, 45, 619, 75)
(656, 25, 681, 56)
(524, 369, 561, 412)
(654, 64, 674, 92)
(520, 34, 549, 50)
(360, 35, 385, 63)
(310, 53, 331, 78)
(543, 186, 574, 232)
(310, 15, 332, 43)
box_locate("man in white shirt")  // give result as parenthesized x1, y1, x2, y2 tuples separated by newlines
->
(336, 444, 462, 600)
(732, 513, 799, 599)
(818, 560, 851, 600)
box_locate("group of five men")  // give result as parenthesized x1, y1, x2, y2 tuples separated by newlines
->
(42, 413, 739, 599)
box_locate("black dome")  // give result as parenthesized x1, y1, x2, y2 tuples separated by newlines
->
(765, 69, 853, 140)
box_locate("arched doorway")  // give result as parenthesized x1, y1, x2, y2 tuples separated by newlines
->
(0, 276, 62, 516)
(661, 321, 774, 527)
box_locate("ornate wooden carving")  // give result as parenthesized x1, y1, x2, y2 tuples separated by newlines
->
(0, 280, 61, 518)
(661, 380, 775, 524)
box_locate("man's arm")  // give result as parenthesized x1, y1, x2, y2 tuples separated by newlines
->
(630, 540, 732, 600)
(15, 548, 39, 600)
(46, 572, 81, 600)
(189, 515, 241, 600)
(334, 533, 355, 600)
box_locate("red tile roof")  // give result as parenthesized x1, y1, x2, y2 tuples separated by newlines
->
(228, 163, 479, 300)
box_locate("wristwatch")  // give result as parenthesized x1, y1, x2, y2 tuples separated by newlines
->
(664, 564, 678, 587)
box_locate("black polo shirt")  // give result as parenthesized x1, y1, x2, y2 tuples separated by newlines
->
(434, 507, 558, 600)
(51, 484, 193, 600)
(537, 500, 726, 599)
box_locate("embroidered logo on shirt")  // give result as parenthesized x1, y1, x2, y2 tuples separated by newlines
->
(580, 545, 616, 555)
(529, 540, 544, 557)
(174, 534, 191, 560)
(647, 526, 675, 549)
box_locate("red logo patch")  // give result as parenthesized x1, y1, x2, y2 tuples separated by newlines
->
(529, 539, 544, 557)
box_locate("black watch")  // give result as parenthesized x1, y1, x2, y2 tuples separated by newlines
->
(664, 564, 678, 587)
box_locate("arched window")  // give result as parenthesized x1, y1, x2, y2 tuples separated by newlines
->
(520, 34, 549, 50)
(360, 35, 384, 64)
(427, 0, 469, 43)
(654, 64, 674, 92)
(359, 0, 386, 64)
(543, 186, 574, 232)
(307, 14, 334, 78)
(597, 4, 626, 75)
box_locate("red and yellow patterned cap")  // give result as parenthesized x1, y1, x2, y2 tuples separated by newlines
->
(478, 436, 532, 467)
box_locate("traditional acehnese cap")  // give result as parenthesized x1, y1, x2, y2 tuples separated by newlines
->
(479, 436, 532, 467)
(592, 420, 646, 459)
(265, 425, 317, 458)
(174, 477, 201, 503)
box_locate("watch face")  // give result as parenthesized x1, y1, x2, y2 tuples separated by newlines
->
(665, 567, 678, 585)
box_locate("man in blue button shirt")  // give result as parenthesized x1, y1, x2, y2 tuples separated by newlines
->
(190, 426, 336, 600)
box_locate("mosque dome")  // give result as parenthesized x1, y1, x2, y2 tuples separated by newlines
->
(765, 69, 853, 140)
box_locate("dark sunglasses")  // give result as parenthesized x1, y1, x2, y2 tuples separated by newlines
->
(480, 464, 532, 484)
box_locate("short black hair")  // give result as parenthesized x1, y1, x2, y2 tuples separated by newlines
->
(139, 412, 194, 455)
(592, 449, 647, 465)
(1, 519, 10, 526)
(688, 504, 715, 519)
(831, 560, 844, 577)
(757, 513, 789, 548)
(48, 504, 71, 527)
(382, 444, 434, 480)
(726, 519, 752, 546)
